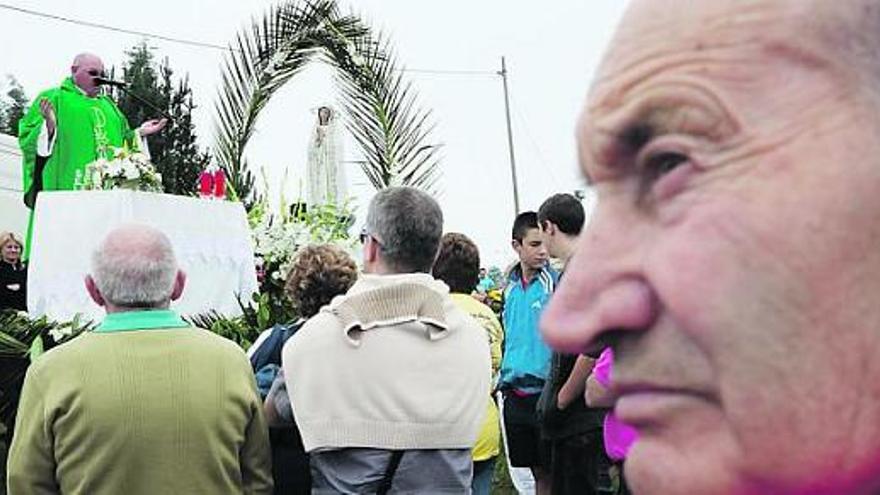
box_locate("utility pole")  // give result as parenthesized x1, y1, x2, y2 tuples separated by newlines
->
(499, 56, 521, 216)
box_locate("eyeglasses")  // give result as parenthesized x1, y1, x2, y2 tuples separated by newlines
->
(359, 228, 383, 249)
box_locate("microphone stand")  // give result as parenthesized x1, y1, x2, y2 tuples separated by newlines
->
(105, 83, 174, 124)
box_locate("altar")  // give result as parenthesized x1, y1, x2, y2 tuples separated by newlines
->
(27, 190, 259, 322)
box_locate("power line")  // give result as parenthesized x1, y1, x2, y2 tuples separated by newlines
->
(510, 95, 565, 191)
(398, 68, 498, 76)
(0, 2, 233, 53)
(0, 3, 500, 78)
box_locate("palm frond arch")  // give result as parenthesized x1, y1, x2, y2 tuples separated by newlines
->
(213, 0, 442, 208)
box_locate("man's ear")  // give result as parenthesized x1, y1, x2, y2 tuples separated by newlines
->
(170, 270, 186, 301)
(85, 275, 105, 307)
(363, 237, 380, 265)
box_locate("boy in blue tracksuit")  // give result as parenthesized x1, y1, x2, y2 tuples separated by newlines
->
(499, 211, 558, 494)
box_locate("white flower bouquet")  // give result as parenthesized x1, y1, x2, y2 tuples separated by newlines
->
(81, 146, 163, 192)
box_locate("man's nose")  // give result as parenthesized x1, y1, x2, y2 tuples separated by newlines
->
(541, 205, 658, 354)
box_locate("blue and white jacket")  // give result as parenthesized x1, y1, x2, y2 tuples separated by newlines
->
(499, 263, 558, 395)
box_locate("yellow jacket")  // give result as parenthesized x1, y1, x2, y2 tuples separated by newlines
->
(451, 293, 503, 461)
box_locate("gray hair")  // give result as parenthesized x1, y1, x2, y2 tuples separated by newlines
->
(365, 186, 443, 273)
(91, 224, 178, 308)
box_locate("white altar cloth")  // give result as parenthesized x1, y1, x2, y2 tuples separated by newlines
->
(27, 190, 258, 323)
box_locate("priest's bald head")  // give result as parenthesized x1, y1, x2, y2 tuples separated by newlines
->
(71, 53, 104, 97)
(540, 1, 880, 494)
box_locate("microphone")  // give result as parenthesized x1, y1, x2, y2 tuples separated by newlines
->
(93, 76, 173, 123)
(93, 76, 128, 88)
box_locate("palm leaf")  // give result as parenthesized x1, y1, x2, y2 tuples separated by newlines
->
(333, 34, 442, 192)
(214, 0, 443, 209)
(0, 310, 94, 434)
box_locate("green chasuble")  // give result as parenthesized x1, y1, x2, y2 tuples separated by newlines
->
(18, 77, 137, 258)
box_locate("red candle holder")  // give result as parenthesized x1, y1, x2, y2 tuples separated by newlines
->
(213, 168, 226, 199)
(198, 170, 213, 198)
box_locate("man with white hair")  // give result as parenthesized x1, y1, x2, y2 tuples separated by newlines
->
(17, 53, 166, 258)
(8, 224, 272, 495)
(541, 1, 880, 494)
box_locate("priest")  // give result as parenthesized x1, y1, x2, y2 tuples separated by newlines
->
(17, 52, 166, 259)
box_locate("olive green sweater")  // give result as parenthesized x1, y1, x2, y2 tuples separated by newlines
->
(7, 310, 273, 495)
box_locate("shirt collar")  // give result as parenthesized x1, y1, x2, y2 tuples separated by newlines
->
(509, 263, 548, 286)
(96, 309, 188, 333)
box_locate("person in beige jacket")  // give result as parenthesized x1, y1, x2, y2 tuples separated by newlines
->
(283, 186, 491, 494)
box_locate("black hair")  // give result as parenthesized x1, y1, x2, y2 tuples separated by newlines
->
(512, 211, 539, 243)
(538, 193, 585, 235)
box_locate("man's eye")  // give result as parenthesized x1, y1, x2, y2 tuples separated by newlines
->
(645, 151, 688, 177)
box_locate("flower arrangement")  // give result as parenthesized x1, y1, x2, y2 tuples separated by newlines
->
(247, 199, 357, 329)
(80, 146, 163, 192)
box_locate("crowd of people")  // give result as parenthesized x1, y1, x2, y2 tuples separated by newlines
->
(11, 0, 880, 493)
(3, 186, 618, 495)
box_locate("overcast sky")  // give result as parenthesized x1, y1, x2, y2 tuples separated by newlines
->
(0, 0, 627, 268)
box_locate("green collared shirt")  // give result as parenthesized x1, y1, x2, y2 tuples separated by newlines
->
(95, 309, 188, 333)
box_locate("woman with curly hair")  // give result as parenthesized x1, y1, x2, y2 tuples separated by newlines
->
(249, 244, 357, 495)
(285, 244, 358, 320)
(432, 232, 503, 495)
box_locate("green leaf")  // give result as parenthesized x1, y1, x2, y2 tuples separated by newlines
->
(257, 293, 272, 330)
(28, 335, 44, 361)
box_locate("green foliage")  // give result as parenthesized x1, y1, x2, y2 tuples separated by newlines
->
(0, 310, 94, 432)
(0, 75, 28, 137)
(113, 41, 210, 196)
(184, 310, 262, 350)
(492, 449, 517, 494)
(214, 0, 442, 210)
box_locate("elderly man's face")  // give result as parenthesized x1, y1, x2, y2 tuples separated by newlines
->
(71, 56, 104, 97)
(542, 1, 880, 493)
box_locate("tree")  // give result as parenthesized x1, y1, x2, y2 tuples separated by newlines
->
(0, 75, 28, 137)
(113, 42, 209, 195)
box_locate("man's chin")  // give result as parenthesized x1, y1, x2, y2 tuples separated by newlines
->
(625, 435, 748, 495)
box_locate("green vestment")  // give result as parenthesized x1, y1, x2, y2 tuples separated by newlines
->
(18, 77, 137, 258)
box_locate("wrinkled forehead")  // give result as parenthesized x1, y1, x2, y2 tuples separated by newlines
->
(591, 0, 812, 100)
(575, 0, 851, 167)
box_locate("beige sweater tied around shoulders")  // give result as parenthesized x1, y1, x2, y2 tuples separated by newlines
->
(283, 273, 491, 453)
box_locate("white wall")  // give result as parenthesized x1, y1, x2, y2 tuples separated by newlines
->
(0, 133, 28, 238)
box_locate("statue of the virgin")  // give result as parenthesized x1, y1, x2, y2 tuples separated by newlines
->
(306, 105, 346, 206)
